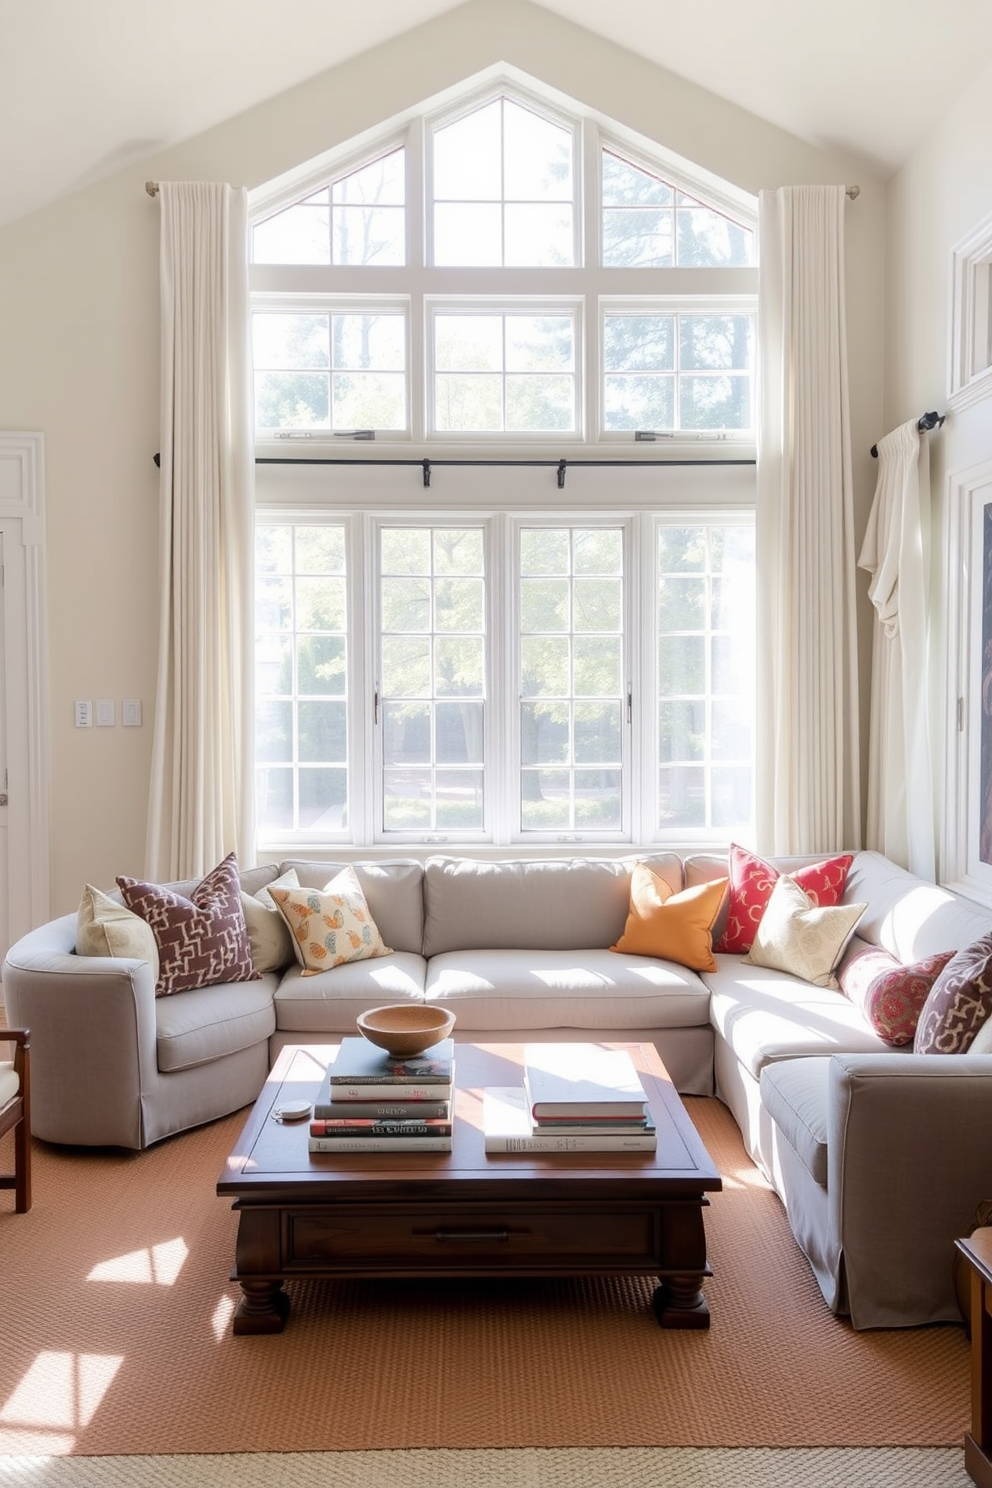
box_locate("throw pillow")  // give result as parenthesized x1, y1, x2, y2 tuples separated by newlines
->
(117, 851, 258, 997)
(76, 884, 161, 982)
(611, 865, 729, 973)
(839, 944, 955, 1045)
(269, 866, 392, 976)
(914, 932, 992, 1054)
(240, 869, 299, 974)
(714, 843, 855, 954)
(743, 873, 867, 987)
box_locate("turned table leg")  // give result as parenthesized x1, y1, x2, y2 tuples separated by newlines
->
(652, 1273, 711, 1329)
(233, 1278, 291, 1335)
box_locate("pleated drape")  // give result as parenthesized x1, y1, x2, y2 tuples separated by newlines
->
(755, 185, 861, 855)
(858, 419, 935, 877)
(147, 182, 255, 880)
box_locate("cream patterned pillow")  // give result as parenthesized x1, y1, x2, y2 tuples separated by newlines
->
(269, 866, 392, 976)
(77, 884, 160, 981)
(743, 873, 867, 987)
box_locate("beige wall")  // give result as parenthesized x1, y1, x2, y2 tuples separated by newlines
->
(0, 0, 886, 914)
(885, 53, 992, 876)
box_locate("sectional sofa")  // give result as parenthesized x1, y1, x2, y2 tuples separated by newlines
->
(5, 848, 992, 1330)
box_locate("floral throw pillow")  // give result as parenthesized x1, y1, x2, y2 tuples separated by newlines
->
(914, 933, 992, 1054)
(714, 843, 855, 954)
(269, 866, 392, 976)
(118, 851, 257, 997)
(839, 945, 954, 1045)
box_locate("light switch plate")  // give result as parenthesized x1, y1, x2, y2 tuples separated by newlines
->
(122, 698, 142, 727)
(74, 700, 92, 728)
(96, 699, 115, 727)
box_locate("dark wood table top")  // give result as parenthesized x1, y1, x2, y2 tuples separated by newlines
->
(218, 1041, 722, 1201)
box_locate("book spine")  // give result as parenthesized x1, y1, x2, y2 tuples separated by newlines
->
(309, 1120, 452, 1136)
(312, 1100, 450, 1120)
(308, 1136, 453, 1152)
(531, 1104, 647, 1121)
(484, 1132, 658, 1154)
(328, 1082, 454, 1102)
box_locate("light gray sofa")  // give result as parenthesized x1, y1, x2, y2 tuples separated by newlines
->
(5, 847, 992, 1330)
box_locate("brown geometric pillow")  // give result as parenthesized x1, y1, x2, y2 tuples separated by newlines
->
(914, 933, 992, 1054)
(118, 851, 258, 997)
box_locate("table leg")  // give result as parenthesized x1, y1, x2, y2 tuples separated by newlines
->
(233, 1278, 291, 1335)
(652, 1273, 711, 1329)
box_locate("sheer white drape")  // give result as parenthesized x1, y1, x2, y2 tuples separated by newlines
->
(147, 182, 255, 880)
(756, 185, 861, 855)
(857, 419, 935, 878)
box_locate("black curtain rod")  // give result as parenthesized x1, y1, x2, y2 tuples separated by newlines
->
(253, 455, 756, 488)
(870, 411, 945, 459)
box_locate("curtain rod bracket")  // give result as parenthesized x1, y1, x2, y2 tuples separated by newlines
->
(557, 459, 567, 489)
(146, 181, 159, 198)
(422, 458, 431, 488)
(870, 411, 945, 457)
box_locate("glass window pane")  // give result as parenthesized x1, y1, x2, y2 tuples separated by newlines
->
(332, 316, 405, 370)
(381, 636, 431, 696)
(332, 372, 406, 431)
(602, 151, 672, 207)
(521, 577, 569, 633)
(254, 371, 329, 430)
(256, 633, 291, 697)
(573, 636, 621, 696)
(296, 576, 346, 632)
(521, 702, 570, 765)
(574, 701, 621, 763)
(255, 575, 293, 630)
(253, 203, 330, 265)
(434, 203, 502, 265)
(332, 149, 405, 206)
(659, 635, 705, 693)
(521, 635, 569, 695)
(504, 204, 573, 266)
(602, 208, 673, 267)
(659, 765, 706, 828)
(603, 316, 674, 372)
(604, 374, 674, 432)
(712, 699, 751, 761)
(520, 769, 570, 829)
(435, 579, 484, 634)
(434, 374, 503, 432)
(299, 768, 348, 830)
(505, 317, 573, 372)
(503, 100, 572, 201)
(659, 527, 707, 574)
(298, 700, 347, 762)
(433, 100, 502, 199)
(434, 635, 484, 695)
(659, 576, 706, 631)
(659, 700, 705, 763)
(382, 527, 430, 575)
(257, 767, 293, 832)
(574, 529, 622, 575)
(505, 375, 574, 432)
(383, 701, 431, 765)
(295, 525, 345, 574)
(679, 315, 752, 371)
(297, 635, 346, 696)
(677, 205, 754, 267)
(253, 313, 329, 369)
(521, 528, 569, 575)
(679, 374, 751, 430)
(256, 526, 293, 575)
(435, 316, 503, 372)
(573, 578, 621, 631)
(381, 577, 431, 632)
(333, 206, 405, 266)
(711, 767, 752, 830)
(434, 528, 484, 575)
(435, 701, 484, 763)
(257, 701, 292, 762)
(574, 770, 622, 829)
(383, 771, 432, 830)
(435, 771, 484, 829)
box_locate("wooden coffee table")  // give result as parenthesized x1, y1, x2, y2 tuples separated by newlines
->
(217, 1041, 722, 1335)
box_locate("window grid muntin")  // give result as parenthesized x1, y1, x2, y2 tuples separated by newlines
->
(255, 520, 350, 838)
(429, 303, 581, 437)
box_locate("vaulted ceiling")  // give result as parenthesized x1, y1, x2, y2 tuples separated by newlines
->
(2, 0, 989, 227)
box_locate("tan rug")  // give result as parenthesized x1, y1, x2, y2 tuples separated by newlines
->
(0, 1097, 970, 1457)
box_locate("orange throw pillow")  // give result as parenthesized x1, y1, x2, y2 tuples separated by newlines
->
(611, 864, 729, 972)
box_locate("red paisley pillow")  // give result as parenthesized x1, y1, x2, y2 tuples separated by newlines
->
(714, 844, 854, 955)
(838, 945, 954, 1045)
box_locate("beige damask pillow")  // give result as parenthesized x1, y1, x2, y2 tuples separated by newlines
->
(743, 873, 866, 988)
(77, 884, 160, 981)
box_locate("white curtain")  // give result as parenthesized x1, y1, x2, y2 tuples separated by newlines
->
(755, 185, 861, 855)
(857, 420, 935, 878)
(147, 182, 255, 881)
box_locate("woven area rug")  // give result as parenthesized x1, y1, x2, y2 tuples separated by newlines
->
(0, 1096, 971, 1458)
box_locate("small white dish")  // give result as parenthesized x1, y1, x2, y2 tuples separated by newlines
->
(272, 1099, 312, 1122)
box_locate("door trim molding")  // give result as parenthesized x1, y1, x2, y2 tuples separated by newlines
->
(0, 432, 50, 947)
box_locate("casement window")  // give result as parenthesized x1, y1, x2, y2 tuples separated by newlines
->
(249, 74, 757, 853)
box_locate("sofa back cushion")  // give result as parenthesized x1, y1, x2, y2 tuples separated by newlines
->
(843, 851, 992, 963)
(422, 854, 683, 955)
(279, 859, 424, 954)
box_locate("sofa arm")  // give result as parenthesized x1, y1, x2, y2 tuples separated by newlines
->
(2, 914, 160, 1148)
(828, 1052, 992, 1328)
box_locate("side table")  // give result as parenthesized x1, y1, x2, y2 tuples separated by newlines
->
(955, 1228, 992, 1486)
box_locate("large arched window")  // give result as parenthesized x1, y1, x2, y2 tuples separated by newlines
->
(249, 74, 757, 854)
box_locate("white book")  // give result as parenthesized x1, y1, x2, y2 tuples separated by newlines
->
(523, 1043, 648, 1119)
(483, 1087, 657, 1154)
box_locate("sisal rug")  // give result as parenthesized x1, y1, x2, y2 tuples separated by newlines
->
(0, 1097, 970, 1458)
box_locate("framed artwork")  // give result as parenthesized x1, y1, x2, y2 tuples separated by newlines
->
(943, 457, 992, 903)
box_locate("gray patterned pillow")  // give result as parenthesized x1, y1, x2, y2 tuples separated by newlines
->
(914, 932, 992, 1054)
(118, 851, 258, 997)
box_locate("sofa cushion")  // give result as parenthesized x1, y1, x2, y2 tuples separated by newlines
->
(915, 932, 992, 1054)
(422, 854, 683, 957)
(714, 844, 854, 954)
(280, 859, 424, 955)
(706, 959, 890, 1080)
(270, 867, 393, 974)
(273, 953, 428, 1033)
(743, 875, 866, 987)
(760, 1056, 831, 1186)
(838, 945, 954, 1046)
(118, 852, 258, 997)
(842, 851, 992, 963)
(155, 973, 278, 1073)
(424, 948, 710, 1031)
(76, 884, 160, 980)
(611, 866, 728, 972)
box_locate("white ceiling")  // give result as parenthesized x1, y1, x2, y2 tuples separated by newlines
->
(2, 0, 990, 227)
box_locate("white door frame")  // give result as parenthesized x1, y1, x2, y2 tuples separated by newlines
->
(0, 432, 50, 950)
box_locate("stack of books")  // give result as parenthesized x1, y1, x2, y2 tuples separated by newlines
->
(483, 1044, 656, 1153)
(308, 1036, 454, 1153)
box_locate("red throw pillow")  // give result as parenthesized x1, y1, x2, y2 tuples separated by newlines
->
(714, 843, 854, 954)
(839, 945, 954, 1045)
(118, 851, 258, 997)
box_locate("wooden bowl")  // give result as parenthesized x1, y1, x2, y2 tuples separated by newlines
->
(356, 1004, 456, 1058)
